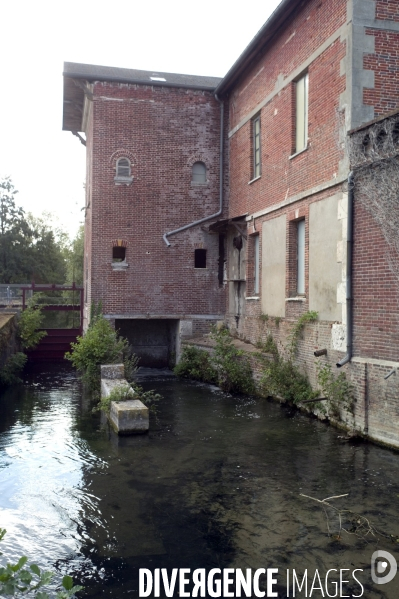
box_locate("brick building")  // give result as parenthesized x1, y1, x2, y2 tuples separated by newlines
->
(63, 0, 399, 446)
(63, 64, 226, 366)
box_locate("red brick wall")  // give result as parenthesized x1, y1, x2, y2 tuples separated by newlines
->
(352, 198, 399, 361)
(364, 29, 399, 116)
(86, 82, 225, 319)
(226, 0, 347, 219)
(375, 0, 399, 21)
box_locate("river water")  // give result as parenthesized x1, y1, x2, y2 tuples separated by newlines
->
(1, 364, 399, 598)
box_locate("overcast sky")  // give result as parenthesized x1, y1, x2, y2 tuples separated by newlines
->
(0, 0, 281, 237)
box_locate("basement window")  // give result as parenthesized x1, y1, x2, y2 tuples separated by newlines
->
(194, 249, 207, 269)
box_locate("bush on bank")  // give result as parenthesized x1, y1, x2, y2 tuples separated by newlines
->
(175, 326, 255, 395)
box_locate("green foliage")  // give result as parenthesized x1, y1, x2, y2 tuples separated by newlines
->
(0, 179, 68, 284)
(123, 348, 140, 384)
(65, 314, 128, 387)
(287, 310, 318, 357)
(174, 328, 255, 394)
(0, 529, 82, 598)
(258, 335, 317, 404)
(93, 382, 161, 415)
(18, 305, 47, 350)
(0, 353, 27, 386)
(174, 346, 218, 384)
(211, 326, 255, 394)
(64, 226, 84, 286)
(259, 313, 269, 322)
(93, 384, 134, 413)
(316, 361, 355, 417)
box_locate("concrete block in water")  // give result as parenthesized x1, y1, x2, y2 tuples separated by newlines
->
(100, 363, 149, 434)
(109, 399, 149, 434)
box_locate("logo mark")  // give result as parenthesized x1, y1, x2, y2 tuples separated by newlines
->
(371, 550, 397, 585)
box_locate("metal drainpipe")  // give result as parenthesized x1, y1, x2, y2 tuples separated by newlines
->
(163, 95, 224, 246)
(337, 171, 354, 368)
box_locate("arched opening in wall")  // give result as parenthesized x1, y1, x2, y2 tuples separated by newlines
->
(376, 128, 387, 151)
(192, 162, 207, 183)
(112, 246, 126, 262)
(362, 134, 371, 157)
(116, 158, 131, 177)
(195, 249, 207, 268)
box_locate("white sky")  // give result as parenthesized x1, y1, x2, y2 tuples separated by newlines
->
(0, 0, 281, 238)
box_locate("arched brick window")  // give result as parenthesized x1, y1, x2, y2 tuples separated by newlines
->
(192, 162, 207, 183)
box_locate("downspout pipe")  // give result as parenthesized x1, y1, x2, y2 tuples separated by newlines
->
(163, 95, 224, 246)
(337, 171, 354, 368)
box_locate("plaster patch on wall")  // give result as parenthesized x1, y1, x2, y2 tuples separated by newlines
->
(332, 323, 346, 351)
(180, 320, 193, 338)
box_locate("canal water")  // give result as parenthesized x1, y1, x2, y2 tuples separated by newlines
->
(1, 363, 399, 598)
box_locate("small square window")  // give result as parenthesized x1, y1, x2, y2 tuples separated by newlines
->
(112, 246, 126, 262)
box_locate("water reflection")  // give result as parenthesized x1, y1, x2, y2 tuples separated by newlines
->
(0, 364, 399, 597)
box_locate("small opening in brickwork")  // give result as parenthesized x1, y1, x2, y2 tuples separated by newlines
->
(393, 123, 399, 146)
(192, 162, 207, 183)
(112, 246, 126, 262)
(194, 249, 207, 269)
(116, 158, 131, 178)
(362, 134, 371, 156)
(376, 129, 387, 151)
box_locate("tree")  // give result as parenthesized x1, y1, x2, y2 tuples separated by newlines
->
(64, 225, 84, 285)
(25, 213, 67, 284)
(0, 178, 68, 284)
(0, 178, 32, 283)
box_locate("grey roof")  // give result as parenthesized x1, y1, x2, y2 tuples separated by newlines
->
(63, 62, 222, 91)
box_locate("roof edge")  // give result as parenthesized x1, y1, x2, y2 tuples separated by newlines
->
(63, 67, 221, 92)
(215, 0, 298, 96)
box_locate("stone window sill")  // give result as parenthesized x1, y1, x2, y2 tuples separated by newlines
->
(246, 296, 260, 301)
(191, 181, 208, 187)
(114, 176, 133, 185)
(289, 146, 308, 160)
(248, 175, 261, 185)
(112, 261, 129, 271)
(285, 296, 306, 302)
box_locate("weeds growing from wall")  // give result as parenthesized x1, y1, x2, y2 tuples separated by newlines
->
(211, 326, 255, 394)
(174, 346, 218, 384)
(316, 361, 355, 418)
(174, 327, 255, 394)
(257, 334, 318, 404)
(0, 302, 47, 388)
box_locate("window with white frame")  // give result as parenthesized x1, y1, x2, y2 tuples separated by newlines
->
(295, 73, 308, 153)
(253, 115, 261, 178)
(297, 219, 305, 294)
(254, 235, 260, 295)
